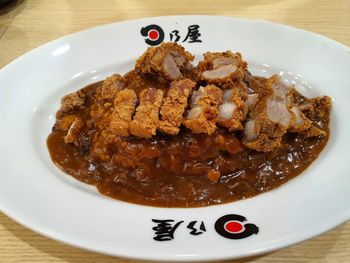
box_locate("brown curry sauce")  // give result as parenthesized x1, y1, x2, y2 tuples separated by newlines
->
(47, 77, 329, 208)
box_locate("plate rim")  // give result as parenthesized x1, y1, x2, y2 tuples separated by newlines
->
(0, 15, 349, 261)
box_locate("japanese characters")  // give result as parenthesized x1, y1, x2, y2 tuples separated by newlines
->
(141, 24, 202, 46)
(152, 214, 259, 241)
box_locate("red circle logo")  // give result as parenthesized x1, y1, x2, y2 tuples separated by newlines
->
(224, 221, 243, 233)
(148, 30, 159, 41)
(140, 24, 165, 46)
(215, 214, 259, 239)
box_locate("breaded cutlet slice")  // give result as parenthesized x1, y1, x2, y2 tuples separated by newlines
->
(129, 88, 164, 138)
(109, 89, 137, 136)
(158, 79, 196, 135)
(183, 85, 223, 134)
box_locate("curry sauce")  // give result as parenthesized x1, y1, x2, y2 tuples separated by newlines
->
(47, 82, 329, 207)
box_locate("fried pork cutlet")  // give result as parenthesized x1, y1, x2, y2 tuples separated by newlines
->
(159, 79, 196, 135)
(135, 42, 194, 83)
(183, 85, 223, 134)
(129, 88, 164, 138)
(109, 89, 137, 136)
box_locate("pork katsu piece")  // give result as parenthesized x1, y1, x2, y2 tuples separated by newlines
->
(289, 90, 331, 137)
(135, 42, 194, 83)
(52, 113, 85, 146)
(64, 117, 85, 145)
(129, 88, 164, 138)
(55, 42, 330, 149)
(242, 75, 330, 152)
(60, 90, 85, 113)
(197, 51, 247, 86)
(217, 81, 249, 131)
(89, 74, 126, 131)
(183, 85, 223, 134)
(243, 70, 266, 93)
(96, 74, 125, 102)
(243, 75, 304, 151)
(158, 79, 196, 135)
(53, 114, 78, 131)
(109, 89, 137, 136)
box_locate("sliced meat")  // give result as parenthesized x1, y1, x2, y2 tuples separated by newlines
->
(243, 75, 307, 151)
(95, 74, 125, 102)
(291, 93, 332, 137)
(217, 84, 248, 131)
(197, 51, 247, 85)
(243, 70, 267, 93)
(247, 93, 259, 111)
(135, 42, 194, 83)
(129, 88, 164, 138)
(60, 90, 85, 113)
(183, 85, 223, 134)
(243, 75, 329, 151)
(64, 117, 85, 145)
(289, 105, 312, 132)
(90, 74, 125, 130)
(109, 89, 137, 136)
(159, 79, 196, 135)
(202, 64, 238, 81)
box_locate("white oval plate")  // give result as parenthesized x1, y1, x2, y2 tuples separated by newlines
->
(0, 16, 350, 262)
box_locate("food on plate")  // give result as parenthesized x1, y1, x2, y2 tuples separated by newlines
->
(48, 42, 331, 207)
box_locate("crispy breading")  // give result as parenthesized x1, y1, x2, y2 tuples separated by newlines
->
(159, 79, 196, 135)
(53, 114, 77, 131)
(243, 70, 266, 93)
(242, 119, 285, 152)
(60, 90, 85, 113)
(95, 74, 125, 102)
(242, 75, 327, 152)
(218, 82, 248, 131)
(303, 125, 326, 137)
(243, 76, 291, 151)
(135, 42, 194, 82)
(90, 74, 125, 130)
(197, 51, 247, 86)
(61, 44, 331, 154)
(64, 117, 85, 146)
(293, 94, 331, 137)
(129, 88, 164, 138)
(302, 96, 332, 121)
(109, 89, 137, 136)
(183, 85, 223, 134)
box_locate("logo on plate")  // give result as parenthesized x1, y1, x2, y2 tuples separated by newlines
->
(151, 214, 258, 241)
(140, 24, 165, 46)
(214, 214, 259, 239)
(140, 24, 202, 46)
